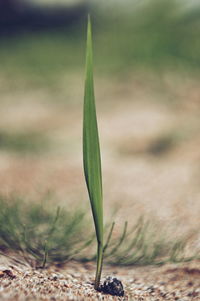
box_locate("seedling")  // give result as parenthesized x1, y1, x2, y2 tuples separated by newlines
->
(83, 16, 124, 295)
(83, 16, 103, 290)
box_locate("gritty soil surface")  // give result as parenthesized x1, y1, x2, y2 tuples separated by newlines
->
(0, 256, 200, 300)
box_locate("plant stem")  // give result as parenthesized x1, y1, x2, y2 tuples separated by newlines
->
(94, 242, 103, 290)
(42, 240, 48, 269)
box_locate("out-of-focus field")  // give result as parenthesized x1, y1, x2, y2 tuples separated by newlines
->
(0, 0, 200, 250)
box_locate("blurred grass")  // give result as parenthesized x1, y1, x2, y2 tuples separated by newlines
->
(0, 196, 198, 267)
(0, 130, 49, 154)
(0, 196, 89, 267)
(94, 0, 200, 73)
(0, 0, 200, 92)
(0, 28, 85, 90)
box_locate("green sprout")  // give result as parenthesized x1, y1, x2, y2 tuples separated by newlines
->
(83, 16, 104, 290)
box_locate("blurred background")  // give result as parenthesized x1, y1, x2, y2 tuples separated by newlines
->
(0, 0, 200, 238)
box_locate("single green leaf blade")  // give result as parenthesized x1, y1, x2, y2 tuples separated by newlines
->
(83, 16, 103, 246)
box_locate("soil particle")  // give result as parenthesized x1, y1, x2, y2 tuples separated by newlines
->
(100, 276, 124, 296)
(0, 269, 16, 279)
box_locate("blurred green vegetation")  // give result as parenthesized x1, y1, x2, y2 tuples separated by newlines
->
(0, 196, 197, 267)
(0, 196, 88, 266)
(0, 130, 49, 154)
(0, 28, 84, 89)
(95, 0, 200, 72)
(0, 0, 200, 90)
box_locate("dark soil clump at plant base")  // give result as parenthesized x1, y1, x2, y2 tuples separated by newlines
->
(100, 276, 124, 296)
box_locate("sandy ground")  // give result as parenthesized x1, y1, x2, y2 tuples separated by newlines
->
(0, 256, 200, 300)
